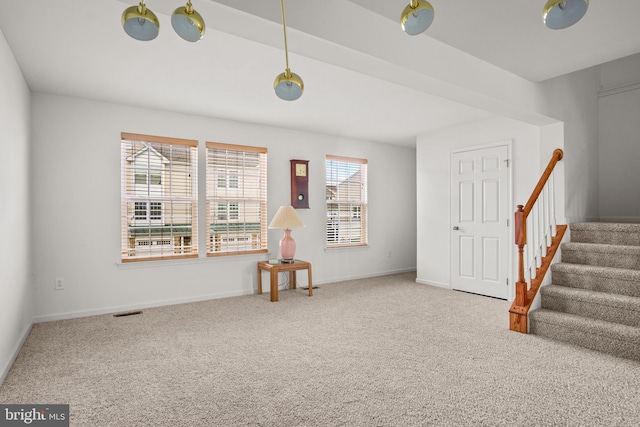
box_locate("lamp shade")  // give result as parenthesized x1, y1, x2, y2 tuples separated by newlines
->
(401, 1, 434, 36)
(269, 206, 305, 229)
(122, 1, 160, 41)
(274, 70, 304, 101)
(543, 0, 589, 30)
(172, 2, 206, 42)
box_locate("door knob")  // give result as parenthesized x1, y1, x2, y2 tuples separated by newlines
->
(452, 226, 459, 230)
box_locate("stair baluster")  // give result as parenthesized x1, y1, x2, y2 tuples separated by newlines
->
(509, 149, 567, 333)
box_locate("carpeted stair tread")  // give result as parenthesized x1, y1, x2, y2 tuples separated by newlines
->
(529, 222, 640, 360)
(570, 222, 640, 246)
(561, 242, 640, 270)
(551, 262, 640, 297)
(541, 285, 640, 327)
(529, 308, 640, 361)
(570, 222, 640, 232)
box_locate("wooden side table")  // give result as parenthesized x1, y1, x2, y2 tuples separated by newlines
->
(257, 260, 313, 302)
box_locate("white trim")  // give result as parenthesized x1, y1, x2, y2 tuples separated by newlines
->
(450, 140, 512, 155)
(323, 245, 369, 252)
(598, 81, 640, 98)
(310, 268, 416, 285)
(115, 251, 267, 269)
(1, 321, 33, 386)
(415, 278, 450, 289)
(34, 269, 417, 323)
(264, 268, 417, 291)
(598, 216, 640, 223)
(565, 216, 600, 224)
(33, 290, 254, 323)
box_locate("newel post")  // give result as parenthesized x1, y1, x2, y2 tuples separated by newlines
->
(514, 205, 527, 307)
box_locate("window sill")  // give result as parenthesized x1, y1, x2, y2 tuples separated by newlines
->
(116, 252, 267, 269)
(324, 244, 369, 252)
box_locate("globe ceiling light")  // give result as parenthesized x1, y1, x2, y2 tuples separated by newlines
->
(274, 69, 304, 101)
(122, 0, 160, 41)
(400, 0, 434, 36)
(172, 1, 206, 42)
(543, 0, 589, 30)
(273, 0, 304, 101)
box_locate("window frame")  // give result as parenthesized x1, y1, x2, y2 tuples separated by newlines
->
(325, 154, 368, 248)
(206, 142, 268, 257)
(121, 132, 198, 263)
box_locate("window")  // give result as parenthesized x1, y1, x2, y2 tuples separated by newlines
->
(229, 173, 239, 189)
(352, 206, 361, 219)
(229, 202, 239, 220)
(133, 201, 162, 221)
(217, 202, 228, 221)
(325, 155, 368, 247)
(206, 143, 267, 256)
(217, 171, 239, 188)
(134, 201, 147, 220)
(121, 133, 198, 262)
(215, 202, 240, 221)
(150, 202, 162, 220)
(134, 171, 161, 185)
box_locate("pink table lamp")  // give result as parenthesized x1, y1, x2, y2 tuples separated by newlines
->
(268, 206, 305, 263)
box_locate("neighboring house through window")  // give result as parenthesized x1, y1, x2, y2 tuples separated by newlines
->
(206, 143, 267, 256)
(325, 155, 368, 247)
(121, 133, 198, 262)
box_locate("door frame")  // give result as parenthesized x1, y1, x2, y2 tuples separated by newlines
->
(450, 140, 514, 301)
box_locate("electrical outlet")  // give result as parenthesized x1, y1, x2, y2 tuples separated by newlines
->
(54, 277, 64, 290)
(388, 250, 392, 258)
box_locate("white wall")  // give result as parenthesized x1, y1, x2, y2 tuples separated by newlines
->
(598, 53, 640, 222)
(415, 116, 546, 301)
(30, 93, 417, 321)
(539, 66, 601, 223)
(0, 29, 32, 383)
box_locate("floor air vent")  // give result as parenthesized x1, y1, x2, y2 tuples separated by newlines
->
(113, 310, 143, 318)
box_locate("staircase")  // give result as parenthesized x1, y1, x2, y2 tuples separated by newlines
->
(529, 223, 640, 361)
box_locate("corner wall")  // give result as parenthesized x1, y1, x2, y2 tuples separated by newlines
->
(539, 66, 601, 223)
(30, 93, 417, 321)
(0, 29, 32, 383)
(415, 116, 559, 301)
(598, 53, 640, 222)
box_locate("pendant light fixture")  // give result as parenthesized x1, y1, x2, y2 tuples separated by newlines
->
(122, 0, 160, 41)
(543, 0, 589, 29)
(273, 0, 304, 101)
(401, 0, 434, 36)
(172, 1, 206, 42)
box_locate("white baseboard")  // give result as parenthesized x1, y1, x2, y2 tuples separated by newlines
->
(565, 216, 601, 224)
(33, 289, 254, 323)
(33, 268, 417, 323)
(1, 321, 33, 386)
(312, 268, 417, 286)
(599, 216, 640, 223)
(415, 278, 450, 289)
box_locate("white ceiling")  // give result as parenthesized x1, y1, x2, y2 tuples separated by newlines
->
(1, 0, 640, 147)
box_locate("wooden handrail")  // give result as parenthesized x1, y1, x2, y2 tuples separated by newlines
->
(509, 149, 565, 333)
(523, 149, 563, 218)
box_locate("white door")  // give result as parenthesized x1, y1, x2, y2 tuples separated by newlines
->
(451, 145, 509, 299)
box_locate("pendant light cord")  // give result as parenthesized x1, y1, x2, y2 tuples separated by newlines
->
(280, 0, 291, 75)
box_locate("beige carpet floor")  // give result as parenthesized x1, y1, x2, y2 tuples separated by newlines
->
(1, 272, 639, 426)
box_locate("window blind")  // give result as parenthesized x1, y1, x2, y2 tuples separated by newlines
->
(206, 142, 268, 256)
(121, 133, 198, 262)
(325, 155, 368, 247)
